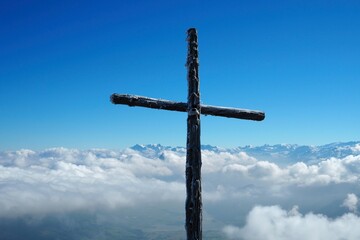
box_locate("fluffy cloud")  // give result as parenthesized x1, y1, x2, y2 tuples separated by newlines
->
(1, 145, 360, 222)
(223, 205, 360, 240)
(342, 193, 358, 213)
(221, 155, 360, 186)
(0, 148, 185, 217)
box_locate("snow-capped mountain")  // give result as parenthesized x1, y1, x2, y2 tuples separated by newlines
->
(237, 141, 360, 164)
(130, 141, 360, 164)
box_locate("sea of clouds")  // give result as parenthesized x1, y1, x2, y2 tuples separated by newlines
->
(1, 143, 360, 239)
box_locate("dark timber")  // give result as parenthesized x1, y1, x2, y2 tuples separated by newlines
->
(110, 28, 265, 240)
(185, 28, 202, 240)
(111, 94, 265, 121)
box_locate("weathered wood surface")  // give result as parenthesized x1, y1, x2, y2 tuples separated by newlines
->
(110, 94, 265, 121)
(109, 27, 266, 240)
(201, 105, 264, 121)
(185, 28, 202, 240)
(110, 94, 187, 111)
(110, 93, 187, 112)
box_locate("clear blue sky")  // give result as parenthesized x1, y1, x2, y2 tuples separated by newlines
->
(1, 0, 359, 150)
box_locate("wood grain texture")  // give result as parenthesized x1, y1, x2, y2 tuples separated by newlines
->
(110, 94, 265, 121)
(185, 28, 202, 240)
(109, 28, 266, 240)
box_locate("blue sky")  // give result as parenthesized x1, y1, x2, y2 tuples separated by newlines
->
(1, 0, 359, 150)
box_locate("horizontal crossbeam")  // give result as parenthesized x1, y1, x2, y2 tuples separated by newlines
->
(110, 94, 265, 121)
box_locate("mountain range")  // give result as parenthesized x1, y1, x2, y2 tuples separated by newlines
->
(131, 141, 360, 165)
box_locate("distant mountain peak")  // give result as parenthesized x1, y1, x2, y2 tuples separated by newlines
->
(129, 141, 360, 164)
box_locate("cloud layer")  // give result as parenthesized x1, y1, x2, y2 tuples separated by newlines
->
(1, 144, 360, 238)
(223, 205, 360, 240)
(0, 147, 185, 217)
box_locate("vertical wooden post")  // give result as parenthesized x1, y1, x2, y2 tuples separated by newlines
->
(185, 28, 202, 240)
(111, 28, 265, 239)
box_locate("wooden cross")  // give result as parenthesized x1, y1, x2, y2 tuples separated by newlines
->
(110, 28, 265, 240)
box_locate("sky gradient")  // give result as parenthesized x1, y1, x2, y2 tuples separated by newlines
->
(1, 0, 360, 150)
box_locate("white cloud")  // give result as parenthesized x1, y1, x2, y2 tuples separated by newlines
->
(1, 146, 360, 221)
(223, 205, 360, 240)
(0, 148, 185, 217)
(342, 193, 358, 213)
(223, 155, 360, 186)
(350, 144, 360, 153)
